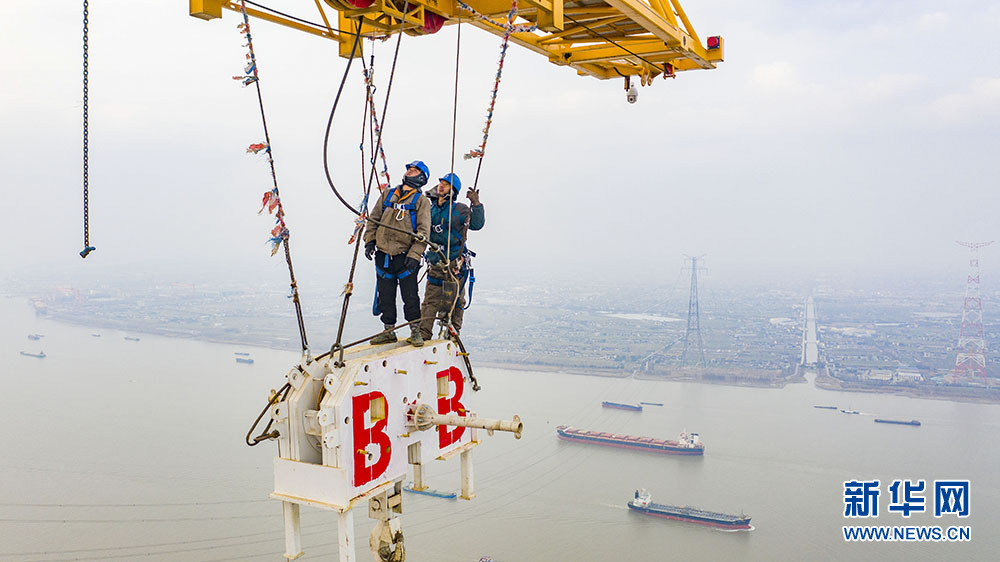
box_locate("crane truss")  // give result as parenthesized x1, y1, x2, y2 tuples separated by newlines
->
(191, 0, 724, 83)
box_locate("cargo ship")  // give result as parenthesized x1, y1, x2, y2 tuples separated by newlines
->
(235, 352, 251, 356)
(602, 401, 642, 412)
(124, 337, 141, 342)
(814, 405, 837, 410)
(839, 409, 860, 415)
(874, 418, 920, 426)
(236, 357, 255, 364)
(628, 489, 750, 529)
(640, 401, 664, 407)
(20, 351, 46, 359)
(556, 425, 704, 455)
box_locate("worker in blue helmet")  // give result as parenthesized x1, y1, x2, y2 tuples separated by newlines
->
(418, 171, 485, 340)
(364, 161, 432, 346)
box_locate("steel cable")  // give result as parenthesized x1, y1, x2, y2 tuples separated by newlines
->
(237, 0, 310, 354)
(330, 4, 412, 366)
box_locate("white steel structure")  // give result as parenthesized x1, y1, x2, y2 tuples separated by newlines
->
(266, 340, 522, 561)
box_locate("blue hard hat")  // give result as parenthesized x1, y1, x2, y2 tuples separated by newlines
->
(439, 173, 462, 193)
(405, 160, 430, 178)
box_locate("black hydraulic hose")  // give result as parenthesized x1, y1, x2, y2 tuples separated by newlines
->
(323, 21, 365, 216)
(245, 382, 291, 446)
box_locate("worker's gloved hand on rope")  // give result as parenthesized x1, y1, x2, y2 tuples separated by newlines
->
(405, 256, 420, 271)
(364, 241, 376, 261)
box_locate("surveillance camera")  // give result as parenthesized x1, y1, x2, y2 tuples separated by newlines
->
(626, 85, 638, 104)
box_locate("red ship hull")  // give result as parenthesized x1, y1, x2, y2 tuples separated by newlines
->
(556, 426, 704, 455)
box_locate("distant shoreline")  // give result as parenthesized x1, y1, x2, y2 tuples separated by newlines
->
(27, 302, 1000, 404)
(814, 372, 1000, 405)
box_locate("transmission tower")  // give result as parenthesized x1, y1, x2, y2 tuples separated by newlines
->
(953, 241, 993, 385)
(682, 255, 707, 367)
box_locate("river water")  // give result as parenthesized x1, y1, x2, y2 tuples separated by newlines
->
(1, 297, 997, 561)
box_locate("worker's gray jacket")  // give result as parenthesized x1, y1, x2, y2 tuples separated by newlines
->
(364, 185, 431, 261)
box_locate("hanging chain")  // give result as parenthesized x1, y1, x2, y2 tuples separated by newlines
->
(80, 0, 95, 259)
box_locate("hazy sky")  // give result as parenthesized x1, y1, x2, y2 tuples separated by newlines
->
(2, 0, 999, 289)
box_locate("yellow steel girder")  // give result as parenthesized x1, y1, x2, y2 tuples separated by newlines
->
(190, 0, 724, 83)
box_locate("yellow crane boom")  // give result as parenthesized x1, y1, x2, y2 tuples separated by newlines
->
(190, 0, 723, 84)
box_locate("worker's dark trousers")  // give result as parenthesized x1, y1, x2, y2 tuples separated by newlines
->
(375, 251, 421, 326)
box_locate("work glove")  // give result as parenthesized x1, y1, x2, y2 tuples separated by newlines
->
(405, 256, 421, 271)
(466, 188, 481, 206)
(364, 241, 376, 261)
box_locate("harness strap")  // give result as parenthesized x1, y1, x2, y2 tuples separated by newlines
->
(428, 269, 468, 287)
(376, 266, 414, 280)
(463, 267, 475, 310)
(382, 187, 421, 232)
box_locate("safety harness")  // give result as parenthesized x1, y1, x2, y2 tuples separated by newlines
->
(382, 186, 422, 233)
(430, 199, 467, 259)
(427, 248, 476, 310)
(426, 198, 478, 311)
(372, 186, 423, 315)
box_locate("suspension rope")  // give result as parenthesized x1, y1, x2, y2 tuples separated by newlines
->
(330, 4, 411, 367)
(434, 1, 527, 344)
(347, 40, 392, 246)
(235, 0, 309, 355)
(79, 0, 95, 259)
(441, 17, 462, 333)
(350, 47, 374, 246)
(362, 45, 392, 193)
(459, 0, 526, 192)
(448, 19, 462, 183)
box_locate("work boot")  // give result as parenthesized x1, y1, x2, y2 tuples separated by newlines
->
(407, 326, 424, 347)
(371, 325, 397, 345)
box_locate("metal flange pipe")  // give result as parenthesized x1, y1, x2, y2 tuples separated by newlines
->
(407, 403, 522, 439)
